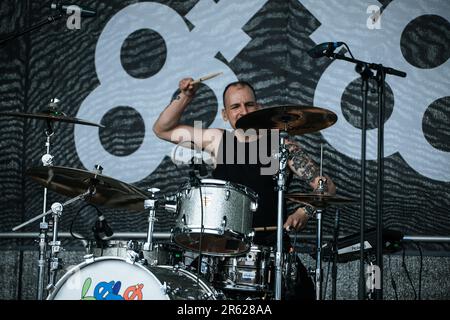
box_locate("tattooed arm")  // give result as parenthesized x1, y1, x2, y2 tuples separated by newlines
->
(287, 140, 336, 194)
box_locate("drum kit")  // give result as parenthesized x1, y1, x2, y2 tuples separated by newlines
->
(3, 99, 356, 301)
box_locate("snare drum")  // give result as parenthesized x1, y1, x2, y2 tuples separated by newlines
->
(173, 179, 258, 256)
(216, 245, 299, 295)
(217, 245, 273, 292)
(47, 256, 220, 300)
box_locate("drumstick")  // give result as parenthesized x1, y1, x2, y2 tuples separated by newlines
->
(254, 226, 278, 232)
(191, 72, 223, 84)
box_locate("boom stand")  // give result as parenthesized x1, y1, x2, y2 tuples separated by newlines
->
(326, 50, 406, 299)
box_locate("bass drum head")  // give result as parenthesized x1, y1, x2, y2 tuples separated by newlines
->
(47, 257, 221, 300)
(47, 257, 169, 300)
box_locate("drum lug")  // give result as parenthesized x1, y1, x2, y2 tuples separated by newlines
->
(125, 249, 140, 264)
(83, 254, 95, 263)
(247, 231, 255, 240)
(161, 282, 169, 295)
(165, 203, 177, 214)
(220, 216, 227, 234)
(250, 201, 258, 212)
(225, 189, 230, 200)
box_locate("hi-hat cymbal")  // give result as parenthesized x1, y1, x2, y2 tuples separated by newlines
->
(235, 105, 337, 135)
(0, 110, 104, 128)
(27, 166, 149, 212)
(286, 193, 356, 208)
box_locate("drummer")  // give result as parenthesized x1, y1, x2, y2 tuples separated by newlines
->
(153, 78, 336, 299)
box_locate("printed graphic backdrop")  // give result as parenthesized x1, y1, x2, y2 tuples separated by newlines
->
(0, 0, 449, 255)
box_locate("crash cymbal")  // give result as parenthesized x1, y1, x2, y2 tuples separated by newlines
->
(235, 105, 337, 135)
(286, 193, 356, 208)
(27, 166, 149, 212)
(0, 110, 104, 128)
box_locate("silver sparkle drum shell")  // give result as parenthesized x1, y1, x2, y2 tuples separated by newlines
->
(173, 179, 258, 256)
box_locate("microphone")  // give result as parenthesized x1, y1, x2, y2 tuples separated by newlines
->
(51, 2, 96, 17)
(92, 211, 113, 241)
(307, 42, 344, 58)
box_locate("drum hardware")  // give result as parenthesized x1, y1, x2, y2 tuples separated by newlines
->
(125, 247, 141, 265)
(219, 216, 227, 234)
(15, 162, 146, 297)
(13, 188, 93, 294)
(143, 188, 160, 252)
(83, 254, 95, 263)
(164, 195, 178, 214)
(236, 104, 338, 300)
(1, 98, 104, 300)
(286, 163, 356, 300)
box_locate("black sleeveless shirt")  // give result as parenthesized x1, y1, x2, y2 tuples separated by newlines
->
(212, 130, 290, 246)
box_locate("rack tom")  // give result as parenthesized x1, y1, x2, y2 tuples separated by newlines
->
(172, 179, 258, 256)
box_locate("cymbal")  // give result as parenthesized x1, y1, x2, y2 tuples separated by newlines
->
(286, 193, 356, 208)
(0, 110, 104, 128)
(27, 166, 149, 212)
(235, 105, 337, 135)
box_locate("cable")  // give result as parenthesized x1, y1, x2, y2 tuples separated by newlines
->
(324, 255, 331, 299)
(69, 204, 94, 241)
(402, 244, 417, 300)
(414, 243, 423, 300)
(388, 254, 398, 300)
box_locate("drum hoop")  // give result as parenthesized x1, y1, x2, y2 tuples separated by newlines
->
(180, 179, 259, 202)
(155, 265, 215, 294)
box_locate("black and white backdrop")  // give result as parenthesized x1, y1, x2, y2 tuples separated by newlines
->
(0, 0, 449, 300)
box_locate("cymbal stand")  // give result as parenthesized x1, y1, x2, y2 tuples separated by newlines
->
(143, 188, 160, 253)
(314, 197, 324, 299)
(275, 130, 289, 300)
(46, 202, 63, 292)
(36, 99, 58, 300)
(12, 189, 92, 296)
(314, 144, 327, 300)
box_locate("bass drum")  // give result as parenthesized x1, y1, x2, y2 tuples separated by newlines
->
(47, 257, 221, 300)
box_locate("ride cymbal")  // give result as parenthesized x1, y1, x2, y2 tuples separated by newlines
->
(235, 105, 337, 135)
